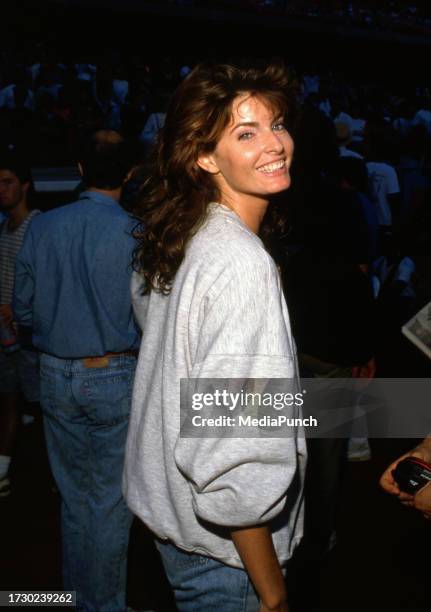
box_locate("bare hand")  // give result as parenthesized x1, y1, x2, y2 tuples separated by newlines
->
(380, 441, 431, 504)
(0, 304, 13, 326)
(379, 452, 414, 504)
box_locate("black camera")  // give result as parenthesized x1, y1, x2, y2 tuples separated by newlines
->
(392, 457, 431, 495)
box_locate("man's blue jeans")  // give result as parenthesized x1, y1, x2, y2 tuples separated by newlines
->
(156, 540, 260, 612)
(40, 353, 136, 612)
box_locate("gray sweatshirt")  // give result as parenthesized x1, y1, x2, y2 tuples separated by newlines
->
(124, 203, 305, 568)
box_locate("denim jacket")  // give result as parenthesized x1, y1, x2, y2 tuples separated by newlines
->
(14, 191, 140, 358)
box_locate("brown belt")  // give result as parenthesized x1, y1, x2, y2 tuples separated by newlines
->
(82, 350, 138, 369)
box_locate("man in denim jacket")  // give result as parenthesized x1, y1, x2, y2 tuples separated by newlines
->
(14, 130, 140, 612)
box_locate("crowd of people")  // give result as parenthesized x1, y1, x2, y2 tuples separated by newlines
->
(168, 0, 431, 36)
(1, 51, 431, 612)
(1, 44, 431, 167)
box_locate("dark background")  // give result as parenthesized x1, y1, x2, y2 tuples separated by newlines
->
(3, 0, 430, 86)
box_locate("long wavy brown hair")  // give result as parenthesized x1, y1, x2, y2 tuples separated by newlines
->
(133, 61, 293, 294)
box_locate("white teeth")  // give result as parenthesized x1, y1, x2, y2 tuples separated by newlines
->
(257, 160, 285, 173)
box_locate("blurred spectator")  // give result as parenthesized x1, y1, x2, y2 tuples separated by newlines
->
(93, 65, 122, 131)
(412, 96, 431, 136)
(75, 60, 96, 82)
(0, 153, 41, 498)
(13, 130, 140, 611)
(397, 125, 430, 220)
(392, 97, 416, 138)
(278, 102, 377, 611)
(365, 121, 401, 241)
(139, 89, 170, 155)
(35, 64, 64, 102)
(0, 68, 34, 111)
(335, 121, 364, 159)
(335, 156, 379, 264)
(112, 62, 129, 106)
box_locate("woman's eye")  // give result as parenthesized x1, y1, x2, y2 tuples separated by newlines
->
(238, 131, 254, 141)
(272, 122, 286, 132)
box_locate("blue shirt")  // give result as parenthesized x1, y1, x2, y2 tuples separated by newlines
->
(14, 191, 140, 358)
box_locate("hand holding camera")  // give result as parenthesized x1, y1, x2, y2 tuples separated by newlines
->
(380, 437, 431, 518)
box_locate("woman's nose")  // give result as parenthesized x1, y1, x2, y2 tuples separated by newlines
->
(263, 130, 284, 153)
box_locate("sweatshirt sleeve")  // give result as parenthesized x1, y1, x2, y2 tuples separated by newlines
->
(191, 249, 297, 378)
(174, 250, 301, 528)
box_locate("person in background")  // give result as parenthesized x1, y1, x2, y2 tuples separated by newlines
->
(0, 68, 35, 111)
(364, 121, 400, 250)
(13, 130, 140, 611)
(397, 125, 429, 222)
(0, 153, 41, 498)
(335, 122, 363, 160)
(279, 103, 377, 611)
(335, 156, 379, 266)
(138, 89, 170, 156)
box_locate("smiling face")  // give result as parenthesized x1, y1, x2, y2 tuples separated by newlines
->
(197, 93, 294, 212)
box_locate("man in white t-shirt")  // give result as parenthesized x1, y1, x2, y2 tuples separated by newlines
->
(365, 122, 400, 233)
(366, 160, 400, 227)
(335, 122, 364, 160)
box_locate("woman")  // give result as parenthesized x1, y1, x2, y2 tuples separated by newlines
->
(124, 62, 306, 612)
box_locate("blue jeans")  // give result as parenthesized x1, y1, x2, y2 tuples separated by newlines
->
(156, 540, 260, 612)
(40, 353, 136, 612)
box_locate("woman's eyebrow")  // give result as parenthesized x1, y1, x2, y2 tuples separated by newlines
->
(230, 115, 284, 134)
(230, 121, 259, 133)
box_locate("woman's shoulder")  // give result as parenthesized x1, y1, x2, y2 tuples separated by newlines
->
(190, 205, 271, 266)
(182, 210, 279, 299)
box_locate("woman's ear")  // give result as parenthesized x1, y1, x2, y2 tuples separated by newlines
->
(196, 153, 220, 175)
